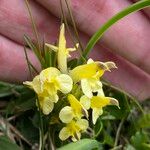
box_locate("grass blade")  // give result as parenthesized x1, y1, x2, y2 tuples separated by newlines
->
(79, 0, 150, 62)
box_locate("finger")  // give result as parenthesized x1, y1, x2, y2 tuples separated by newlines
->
(0, 35, 39, 82)
(37, 0, 150, 74)
(0, 0, 59, 44)
(0, 0, 149, 100)
(0, 33, 149, 100)
(131, 0, 150, 18)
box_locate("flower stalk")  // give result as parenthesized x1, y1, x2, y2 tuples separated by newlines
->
(24, 23, 119, 143)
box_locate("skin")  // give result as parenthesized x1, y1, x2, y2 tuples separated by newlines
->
(0, 0, 150, 101)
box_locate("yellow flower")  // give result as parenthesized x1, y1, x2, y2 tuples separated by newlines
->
(71, 58, 117, 98)
(80, 90, 119, 124)
(59, 94, 88, 123)
(23, 67, 73, 115)
(45, 24, 78, 73)
(70, 58, 117, 83)
(59, 119, 88, 141)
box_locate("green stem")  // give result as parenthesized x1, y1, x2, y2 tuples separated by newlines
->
(114, 117, 125, 147)
(49, 127, 56, 150)
(64, 0, 84, 51)
(25, 0, 40, 51)
(79, 0, 150, 62)
(37, 99, 44, 150)
(23, 46, 33, 79)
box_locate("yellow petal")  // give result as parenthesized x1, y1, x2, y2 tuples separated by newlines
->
(58, 23, 66, 51)
(68, 94, 81, 110)
(87, 58, 94, 64)
(80, 95, 91, 110)
(49, 94, 59, 103)
(76, 119, 89, 131)
(68, 120, 81, 141)
(67, 43, 79, 52)
(91, 96, 110, 108)
(23, 81, 33, 88)
(68, 94, 88, 119)
(97, 88, 105, 97)
(71, 132, 81, 142)
(61, 119, 86, 141)
(23, 75, 42, 94)
(57, 74, 73, 94)
(81, 79, 93, 98)
(59, 106, 74, 123)
(92, 108, 103, 124)
(70, 62, 101, 82)
(67, 48, 76, 52)
(58, 23, 67, 73)
(43, 81, 58, 97)
(87, 78, 102, 92)
(59, 127, 70, 141)
(39, 97, 54, 115)
(40, 67, 60, 81)
(87, 59, 104, 77)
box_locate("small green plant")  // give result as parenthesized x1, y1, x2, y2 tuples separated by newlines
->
(24, 23, 119, 144)
(0, 0, 149, 150)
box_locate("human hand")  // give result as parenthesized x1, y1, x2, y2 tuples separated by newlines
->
(0, 0, 150, 100)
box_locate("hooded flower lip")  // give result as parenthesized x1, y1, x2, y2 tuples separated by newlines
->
(70, 58, 117, 83)
(59, 94, 88, 124)
(59, 119, 88, 141)
(68, 94, 88, 119)
(98, 61, 117, 72)
(23, 67, 73, 115)
(45, 24, 79, 73)
(70, 62, 100, 82)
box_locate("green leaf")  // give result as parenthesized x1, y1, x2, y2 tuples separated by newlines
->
(17, 116, 39, 143)
(44, 44, 57, 68)
(0, 135, 21, 150)
(57, 139, 102, 150)
(5, 87, 35, 114)
(105, 92, 130, 119)
(137, 113, 150, 129)
(68, 58, 78, 69)
(44, 45, 51, 68)
(131, 131, 150, 150)
(15, 97, 35, 112)
(103, 130, 114, 147)
(24, 35, 45, 68)
(0, 82, 15, 97)
(94, 118, 103, 138)
(124, 144, 136, 150)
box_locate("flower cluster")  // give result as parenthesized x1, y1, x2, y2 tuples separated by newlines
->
(24, 24, 119, 142)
